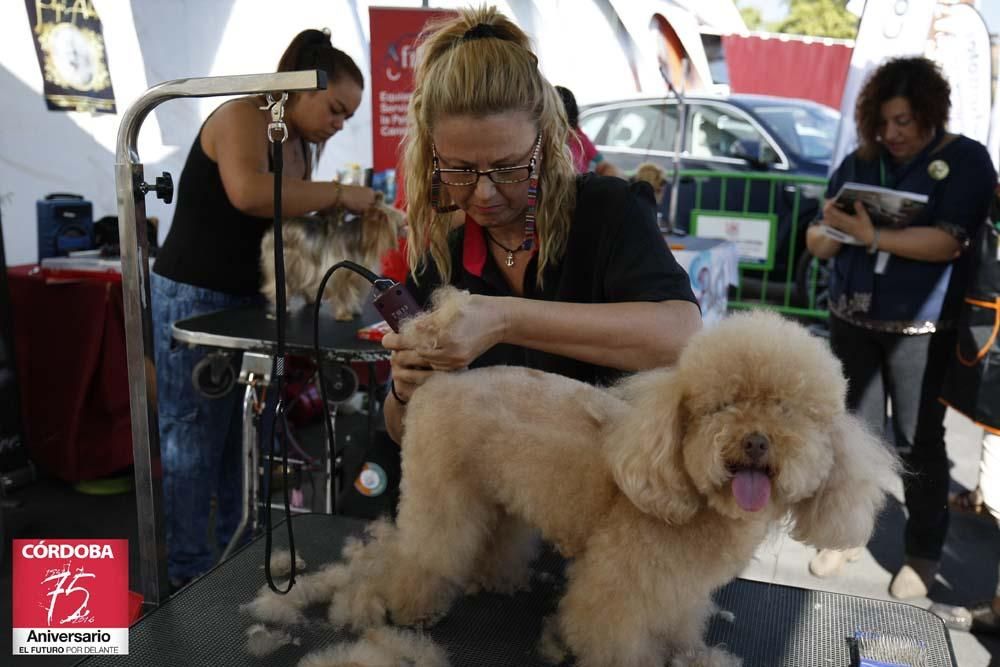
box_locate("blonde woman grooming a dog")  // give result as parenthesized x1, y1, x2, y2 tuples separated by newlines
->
(150, 29, 376, 592)
(382, 7, 701, 444)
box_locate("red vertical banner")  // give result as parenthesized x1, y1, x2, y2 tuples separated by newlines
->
(369, 6, 456, 208)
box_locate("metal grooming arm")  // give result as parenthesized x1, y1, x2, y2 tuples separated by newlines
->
(115, 70, 327, 613)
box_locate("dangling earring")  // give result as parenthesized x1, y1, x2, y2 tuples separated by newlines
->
(522, 136, 542, 251)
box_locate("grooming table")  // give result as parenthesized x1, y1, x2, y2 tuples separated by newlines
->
(171, 304, 392, 546)
(77, 514, 957, 666)
(171, 302, 388, 363)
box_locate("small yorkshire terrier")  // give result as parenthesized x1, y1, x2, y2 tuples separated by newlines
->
(260, 194, 403, 320)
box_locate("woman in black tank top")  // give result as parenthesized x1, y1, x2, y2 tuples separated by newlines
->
(150, 29, 376, 589)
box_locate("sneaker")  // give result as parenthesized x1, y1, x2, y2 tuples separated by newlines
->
(889, 557, 939, 599)
(808, 547, 863, 578)
(928, 602, 1000, 636)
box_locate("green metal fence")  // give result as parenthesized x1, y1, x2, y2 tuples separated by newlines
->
(674, 169, 830, 320)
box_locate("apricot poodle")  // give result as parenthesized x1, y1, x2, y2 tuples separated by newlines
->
(250, 290, 898, 667)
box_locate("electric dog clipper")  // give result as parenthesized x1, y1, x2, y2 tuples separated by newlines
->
(372, 279, 422, 332)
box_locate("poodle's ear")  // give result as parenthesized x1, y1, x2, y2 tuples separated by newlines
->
(790, 412, 899, 549)
(605, 370, 701, 524)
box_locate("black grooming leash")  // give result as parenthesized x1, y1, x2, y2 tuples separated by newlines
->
(262, 93, 297, 594)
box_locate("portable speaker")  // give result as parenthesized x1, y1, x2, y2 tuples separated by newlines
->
(36, 193, 93, 260)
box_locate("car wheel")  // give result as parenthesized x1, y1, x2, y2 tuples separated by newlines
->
(793, 251, 830, 312)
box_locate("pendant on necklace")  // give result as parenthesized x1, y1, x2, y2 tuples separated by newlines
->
(505, 251, 515, 267)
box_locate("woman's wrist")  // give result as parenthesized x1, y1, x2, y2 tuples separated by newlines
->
(867, 227, 881, 254)
(491, 296, 516, 348)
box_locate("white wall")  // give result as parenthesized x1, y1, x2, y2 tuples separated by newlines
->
(1, 0, 736, 266)
(1, 0, 376, 266)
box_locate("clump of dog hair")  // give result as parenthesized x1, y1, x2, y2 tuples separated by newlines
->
(263, 549, 307, 578)
(399, 286, 472, 354)
(244, 623, 300, 657)
(297, 627, 449, 667)
(241, 563, 349, 627)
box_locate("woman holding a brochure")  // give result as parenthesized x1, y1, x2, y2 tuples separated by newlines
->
(805, 57, 996, 599)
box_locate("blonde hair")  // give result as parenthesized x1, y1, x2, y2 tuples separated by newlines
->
(403, 6, 577, 285)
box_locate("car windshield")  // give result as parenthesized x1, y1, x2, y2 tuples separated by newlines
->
(748, 102, 840, 163)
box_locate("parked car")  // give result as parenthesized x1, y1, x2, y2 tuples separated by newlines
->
(579, 94, 839, 308)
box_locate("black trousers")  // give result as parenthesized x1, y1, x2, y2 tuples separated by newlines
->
(830, 316, 956, 561)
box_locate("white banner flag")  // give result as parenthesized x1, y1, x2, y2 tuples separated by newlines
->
(926, 2, 992, 147)
(830, 0, 936, 174)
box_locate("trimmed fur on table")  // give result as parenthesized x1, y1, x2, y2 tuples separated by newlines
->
(260, 193, 403, 320)
(297, 627, 449, 667)
(261, 549, 307, 578)
(247, 290, 900, 666)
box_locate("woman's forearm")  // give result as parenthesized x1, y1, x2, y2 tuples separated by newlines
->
(228, 173, 341, 218)
(876, 226, 961, 263)
(499, 298, 701, 370)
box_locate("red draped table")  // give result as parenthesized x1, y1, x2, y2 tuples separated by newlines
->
(7, 264, 132, 481)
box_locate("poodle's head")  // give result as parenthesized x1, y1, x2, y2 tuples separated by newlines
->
(608, 311, 897, 549)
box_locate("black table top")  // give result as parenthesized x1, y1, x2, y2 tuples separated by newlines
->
(78, 514, 956, 666)
(172, 302, 388, 362)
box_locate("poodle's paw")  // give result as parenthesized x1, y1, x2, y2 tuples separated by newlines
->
(327, 578, 388, 630)
(332, 306, 354, 321)
(537, 615, 568, 664)
(383, 576, 459, 628)
(670, 645, 742, 667)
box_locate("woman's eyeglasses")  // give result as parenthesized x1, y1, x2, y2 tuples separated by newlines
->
(433, 134, 541, 187)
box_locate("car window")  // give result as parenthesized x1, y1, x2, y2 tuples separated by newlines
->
(686, 105, 774, 161)
(598, 104, 678, 152)
(579, 110, 612, 144)
(749, 103, 839, 162)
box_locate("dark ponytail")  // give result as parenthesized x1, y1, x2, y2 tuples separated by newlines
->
(277, 29, 364, 89)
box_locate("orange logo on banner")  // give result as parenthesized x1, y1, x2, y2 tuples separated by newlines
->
(13, 539, 129, 656)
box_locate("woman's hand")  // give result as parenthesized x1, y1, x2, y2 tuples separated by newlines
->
(404, 294, 507, 370)
(823, 199, 876, 246)
(382, 335, 435, 404)
(339, 185, 378, 213)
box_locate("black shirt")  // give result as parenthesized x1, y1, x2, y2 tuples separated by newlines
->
(406, 174, 697, 386)
(823, 134, 996, 332)
(153, 126, 273, 296)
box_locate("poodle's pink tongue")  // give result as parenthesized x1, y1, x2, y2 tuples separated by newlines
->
(732, 469, 771, 512)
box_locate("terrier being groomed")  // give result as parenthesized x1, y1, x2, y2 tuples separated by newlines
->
(248, 290, 899, 667)
(260, 194, 403, 320)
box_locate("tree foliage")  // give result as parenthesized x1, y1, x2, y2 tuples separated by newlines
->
(738, 3, 764, 31)
(770, 0, 859, 39)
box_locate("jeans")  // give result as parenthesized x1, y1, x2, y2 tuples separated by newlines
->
(830, 316, 956, 561)
(151, 272, 261, 581)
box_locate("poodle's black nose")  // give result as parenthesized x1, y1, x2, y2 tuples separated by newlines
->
(743, 433, 769, 463)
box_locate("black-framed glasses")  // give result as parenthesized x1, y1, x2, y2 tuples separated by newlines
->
(433, 134, 541, 187)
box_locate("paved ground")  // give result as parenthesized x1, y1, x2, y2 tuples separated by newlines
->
(741, 408, 1000, 666)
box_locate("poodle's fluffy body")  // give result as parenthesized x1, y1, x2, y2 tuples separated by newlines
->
(260, 198, 401, 320)
(250, 293, 898, 666)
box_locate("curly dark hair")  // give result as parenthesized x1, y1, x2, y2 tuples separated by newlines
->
(854, 57, 950, 160)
